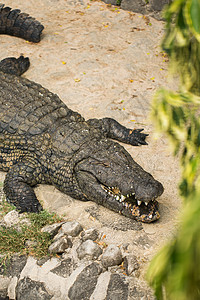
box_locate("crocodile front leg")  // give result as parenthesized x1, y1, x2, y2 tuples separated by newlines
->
(87, 117, 148, 146)
(3, 157, 44, 213)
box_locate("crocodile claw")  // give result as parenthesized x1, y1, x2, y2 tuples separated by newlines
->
(128, 128, 148, 146)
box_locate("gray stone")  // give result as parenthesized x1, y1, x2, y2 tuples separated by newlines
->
(48, 236, 72, 254)
(81, 228, 99, 242)
(24, 240, 38, 248)
(101, 245, 122, 269)
(51, 257, 77, 278)
(52, 231, 65, 242)
(61, 221, 83, 237)
(76, 240, 102, 260)
(123, 255, 139, 275)
(102, 0, 171, 20)
(149, 0, 170, 11)
(0, 294, 9, 300)
(7, 276, 18, 300)
(1, 210, 20, 227)
(1, 211, 31, 229)
(129, 286, 154, 300)
(41, 222, 64, 237)
(101, 0, 117, 5)
(106, 274, 128, 300)
(0, 276, 10, 299)
(121, 0, 146, 14)
(90, 271, 111, 300)
(16, 277, 52, 300)
(0, 255, 27, 277)
(36, 257, 50, 267)
(68, 263, 102, 300)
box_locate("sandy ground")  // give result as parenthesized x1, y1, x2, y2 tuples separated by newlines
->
(1, 0, 181, 283)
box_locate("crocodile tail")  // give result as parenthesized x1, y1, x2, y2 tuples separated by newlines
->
(0, 56, 30, 76)
(0, 4, 44, 42)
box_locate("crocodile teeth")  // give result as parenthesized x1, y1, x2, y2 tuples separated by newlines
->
(116, 196, 120, 200)
(121, 195, 126, 201)
(137, 200, 142, 206)
(145, 202, 148, 206)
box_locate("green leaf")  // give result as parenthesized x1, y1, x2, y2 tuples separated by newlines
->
(185, 0, 200, 41)
(190, 0, 200, 34)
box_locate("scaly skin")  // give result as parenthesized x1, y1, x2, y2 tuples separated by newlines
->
(0, 5, 164, 222)
(0, 4, 44, 42)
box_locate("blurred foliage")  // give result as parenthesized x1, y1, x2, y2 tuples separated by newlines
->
(146, 0, 200, 299)
(162, 0, 200, 94)
(152, 89, 200, 199)
(147, 191, 200, 300)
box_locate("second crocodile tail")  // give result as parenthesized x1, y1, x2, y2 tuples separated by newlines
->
(0, 4, 44, 42)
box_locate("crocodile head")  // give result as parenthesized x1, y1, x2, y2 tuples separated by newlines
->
(72, 139, 164, 223)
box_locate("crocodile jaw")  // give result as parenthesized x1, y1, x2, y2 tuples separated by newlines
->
(101, 185, 160, 223)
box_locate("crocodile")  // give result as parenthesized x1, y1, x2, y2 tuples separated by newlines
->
(0, 5, 164, 223)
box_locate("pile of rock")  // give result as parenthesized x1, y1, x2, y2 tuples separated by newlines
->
(0, 211, 153, 299)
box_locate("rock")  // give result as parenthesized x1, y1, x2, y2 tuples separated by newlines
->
(0, 276, 11, 299)
(149, 0, 170, 11)
(60, 221, 83, 237)
(0, 210, 31, 231)
(121, 0, 146, 15)
(68, 263, 102, 300)
(7, 276, 18, 300)
(51, 257, 77, 278)
(41, 222, 64, 237)
(101, 245, 123, 269)
(52, 231, 66, 242)
(0, 295, 9, 300)
(48, 236, 72, 254)
(0, 255, 27, 277)
(36, 257, 50, 267)
(103, 0, 171, 20)
(106, 274, 129, 300)
(76, 240, 102, 260)
(123, 255, 139, 275)
(81, 228, 99, 242)
(101, 0, 117, 5)
(129, 286, 153, 299)
(24, 240, 38, 248)
(16, 277, 52, 300)
(1, 210, 20, 227)
(90, 271, 111, 300)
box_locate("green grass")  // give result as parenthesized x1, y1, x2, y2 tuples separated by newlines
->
(0, 201, 64, 258)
